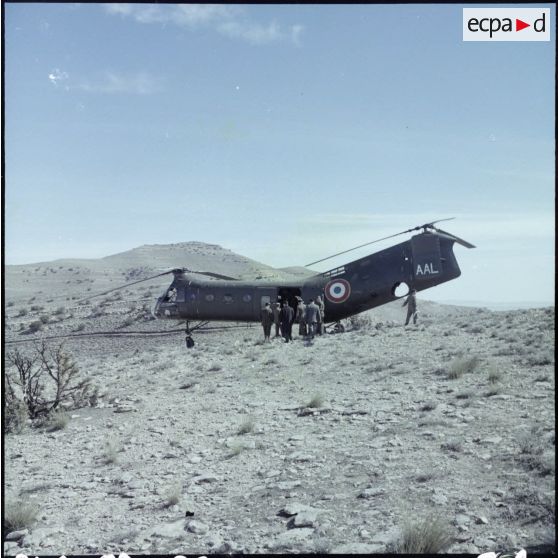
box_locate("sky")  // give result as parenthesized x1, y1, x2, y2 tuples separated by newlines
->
(3, 3, 555, 306)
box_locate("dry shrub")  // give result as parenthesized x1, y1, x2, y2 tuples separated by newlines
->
(307, 394, 324, 408)
(3, 501, 38, 531)
(237, 417, 255, 435)
(4, 343, 92, 432)
(447, 356, 480, 379)
(396, 515, 453, 553)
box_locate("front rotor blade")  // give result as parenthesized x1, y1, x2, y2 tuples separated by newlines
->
(434, 228, 476, 249)
(188, 270, 238, 281)
(78, 270, 176, 303)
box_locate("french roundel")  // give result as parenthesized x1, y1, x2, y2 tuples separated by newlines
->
(325, 279, 351, 303)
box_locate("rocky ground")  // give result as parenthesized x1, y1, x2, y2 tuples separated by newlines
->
(3, 299, 555, 555)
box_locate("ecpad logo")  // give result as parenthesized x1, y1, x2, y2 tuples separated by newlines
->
(463, 8, 550, 41)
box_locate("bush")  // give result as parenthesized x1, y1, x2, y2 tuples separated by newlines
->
(28, 320, 43, 333)
(307, 394, 324, 408)
(3, 501, 38, 531)
(46, 410, 70, 432)
(487, 366, 502, 384)
(17, 308, 28, 317)
(396, 515, 453, 553)
(237, 418, 255, 435)
(447, 356, 480, 379)
(39, 315, 50, 324)
(4, 342, 93, 429)
(348, 314, 373, 331)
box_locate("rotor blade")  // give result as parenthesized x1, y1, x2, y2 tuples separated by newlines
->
(433, 227, 476, 249)
(187, 270, 238, 281)
(78, 270, 176, 303)
(305, 230, 411, 267)
(305, 218, 457, 267)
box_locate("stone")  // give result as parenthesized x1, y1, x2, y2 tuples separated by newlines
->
(482, 436, 503, 444)
(455, 514, 471, 526)
(274, 480, 302, 490)
(147, 519, 187, 539)
(431, 493, 448, 505)
(476, 515, 489, 524)
(5, 529, 28, 541)
(187, 520, 209, 535)
(280, 502, 320, 517)
(191, 474, 219, 484)
(273, 528, 314, 548)
(289, 509, 319, 528)
(358, 487, 385, 499)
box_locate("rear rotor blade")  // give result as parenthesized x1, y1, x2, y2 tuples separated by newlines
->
(433, 227, 476, 249)
(187, 270, 238, 281)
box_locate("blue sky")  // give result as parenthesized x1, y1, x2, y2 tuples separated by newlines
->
(4, 4, 555, 305)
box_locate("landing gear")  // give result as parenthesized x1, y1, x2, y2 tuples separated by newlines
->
(333, 321, 345, 333)
(185, 321, 195, 348)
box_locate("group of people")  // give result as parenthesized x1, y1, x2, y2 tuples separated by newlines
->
(260, 296, 325, 342)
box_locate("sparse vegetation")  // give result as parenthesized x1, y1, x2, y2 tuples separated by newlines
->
(208, 363, 222, 372)
(46, 410, 70, 432)
(17, 308, 28, 317)
(27, 320, 43, 333)
(3, 501, 38, 532)
(447, 356, 480, 379)
(395, 515, 453, 553)
(163, 483, 182, 507)
(39, 314, 50, 324)
(237, 417, 255, 435)
(487, 365, 502, 384)
(5, 342, 92, 431)
(75, 323, 86, 332)
(227, 442, 244, 458)
(306, 394, 324, 408)
(441, 439, 462, 452)
(103, 440, 120, 464)
(420, 400, 438, 412)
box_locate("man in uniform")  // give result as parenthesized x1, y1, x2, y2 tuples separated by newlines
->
(296, 297, 307, 337)
(402, 289, 418, 326)
(305, 298, 320, 339)
(272, 300, 282, 337)
(280, 301, 294, 342)
(260, 302, 273, 342)
(315, 295, 325, 335)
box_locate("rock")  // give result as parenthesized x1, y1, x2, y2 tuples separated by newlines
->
(147, 519, 187, 539)
(475, 515, 489, 524)
(431, 493, 448, 505)
(187, 520, 209, 535)
(286, 452, 315, 462)
(3, 542, 20, 553)
(273, 528, 314, 548)
(455, 514, 471, 526)
(358, 487, 385, 499)
(191, 474, 219, 484)
(279, 502, 320, 517)
(331, 542, 385, 553)
(274, 480, 302, 490)
(289, 509, 319, 528)
(204, 533, 223, 548)
(5, 529, 28, 541)
(371, 526, 402, 546)
(189, 456, 202, 464)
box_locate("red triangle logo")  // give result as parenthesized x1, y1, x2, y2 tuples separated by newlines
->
(516, 19, 530, 31)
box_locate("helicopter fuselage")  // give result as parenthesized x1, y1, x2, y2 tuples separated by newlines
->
(154, 231, 462, 324)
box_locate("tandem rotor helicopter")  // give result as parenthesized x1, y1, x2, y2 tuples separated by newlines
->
(83, 219, 475, 347)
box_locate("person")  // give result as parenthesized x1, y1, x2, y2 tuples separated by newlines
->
(315, 295, 325, 335)
(280, 301, 294, 342)
(260, 302, 273, 342)
(296, 297, 307, 337)
(305, 298, 320, 339)
(402, 289, 418, 325)
(166, 287, 177, 302)
(272, 300, 282, 337)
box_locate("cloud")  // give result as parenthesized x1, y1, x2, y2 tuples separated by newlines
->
(104, 4, 303, 45)
(48, 68, 69, 87)
(78, 71, 163, 95)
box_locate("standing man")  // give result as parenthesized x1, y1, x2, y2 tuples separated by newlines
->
(402, 289, 418, 326)
(296, 297, 307, 337)
(315, 295, 325, 335)
(272, 300, 282, 338)
(305, 299, 320, 339)
(260, 302, 273, 342)
(280, 301, 294, 342)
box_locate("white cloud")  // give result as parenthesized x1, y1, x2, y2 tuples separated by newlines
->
(48, 68, 69, 87)
(103, 4, 303, 45)
(78, 71, 162, 95)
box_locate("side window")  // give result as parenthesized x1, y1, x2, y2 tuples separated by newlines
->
(223, 294, 233, 304)
(260, 296, 270, 308)
(242, 294, 252, 303)
(205, 294, 215, 302)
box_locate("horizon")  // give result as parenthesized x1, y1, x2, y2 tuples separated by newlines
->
(4, 4, 555, 306)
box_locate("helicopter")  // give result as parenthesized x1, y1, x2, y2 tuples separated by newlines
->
(83, 219, 475, 347)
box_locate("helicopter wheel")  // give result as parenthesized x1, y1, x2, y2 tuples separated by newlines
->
(185, 335, 195, 349)
(333, 321, 345, 333)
